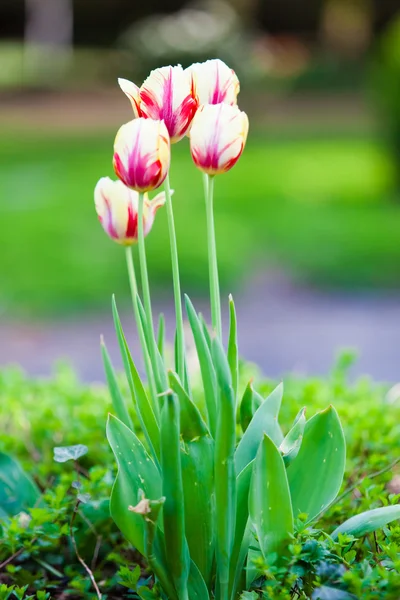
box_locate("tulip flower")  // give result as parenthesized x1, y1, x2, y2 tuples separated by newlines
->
(186, 59, 240, 106)
(190, 103, 249, 175)
(113, 118, 170, 192)
(118, 65, 198, 143)
(94, 177, 167, 245)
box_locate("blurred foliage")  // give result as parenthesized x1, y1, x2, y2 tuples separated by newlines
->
(370, 12, 400, 183)
(1, 357, 400, 597)
(0, 129, 398, 316)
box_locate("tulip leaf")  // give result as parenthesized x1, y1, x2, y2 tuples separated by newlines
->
(199, 314, 212, 351)
(211, 337, 237, 595)
(168, 370, 214, 586)
(106, 415, 161, 556)
(157, 313, 166, 359)
(228, 294, 239, 405)
(0, 452, 41, 516)
(235, 383, 284, 475)
(229, 460, 254, 599)
(188, 560, 210, 600)
(239, 381, 255, 433)
(288, 406, 346, 523)
(331, 505, 400, 540)
(101, 338, 133, 431)
(280, 407, 306, 466)
(112, 299, 160, 460)
(185, 295, 218, 437)
(249, 434, 294, 560)
(160, 394, 190, 598)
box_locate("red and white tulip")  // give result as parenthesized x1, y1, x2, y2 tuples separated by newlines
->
(113, 118, 170, 192)
(190, 103, 249, 175)
(186, 59, 240, 106)
(94, 177, 167, 245)
(119, 65, 198, 143)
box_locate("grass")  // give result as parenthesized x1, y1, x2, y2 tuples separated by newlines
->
(0, 128, 398, 316)
(1, 360, 400, 598)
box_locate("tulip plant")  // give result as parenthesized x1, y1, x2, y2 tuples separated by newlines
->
(94, 60, 400, 599)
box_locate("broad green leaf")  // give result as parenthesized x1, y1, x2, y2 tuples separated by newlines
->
(168, 371, 214, 587)
(112, 300, 160, 460)
(228, 294, 239, 404)
(212, 337, 237, 594)
(235, 383, 283, 475)
(160, 394, 190, 598)
(288, 406, 346, 523)
(157, 313, 165, 359)
(331, 505, 400, 540)
(185, 295, 217, 437)
(106, 415, 161, 556)
(280, 407, 306, 466)
(249, 434, 294, 559)
(0, 452, 41, 515)
(239, 381, 254, 433)
(252, 388, 264, 413)
(229, 460, 254, 599)
(101, 339, 133, 431)
(53, 444, 88, 463)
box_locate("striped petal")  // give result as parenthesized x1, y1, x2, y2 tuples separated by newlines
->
(140, 65, 198, 143)
(190, 104, 249, 175)
(187, 59, 240, 106)
(113, 118, 171, 192)
(118, 78, 142, 118)
(94, 177, 165, 245)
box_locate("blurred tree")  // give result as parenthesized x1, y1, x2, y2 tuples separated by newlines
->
(370, 13, 400, 190)
(320, 0, 373, 59)
(24, 0, 73, 82)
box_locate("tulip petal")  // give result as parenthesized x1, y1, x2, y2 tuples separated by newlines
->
(140, 65, 198, 143)
(118, 78, 141, 118)
(190, 104, 249, 175)
(187, 59, 240, 106)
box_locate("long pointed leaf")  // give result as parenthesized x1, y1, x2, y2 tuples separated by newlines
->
(212, 337, 237, 597)
(228, 295, 239, 405)
(106, 415, 161, 556)
(168, 370, 214, 586)
(157, 313, 166, 359)
(161, 394, 190, 598)
(101, 338, 133, 431)
(235, 383, 283, 475)
(0, 452, 41, 515)
(239, 381, 254, 433)
(288, 406, 346, 523)
(185, 295, 218, 437)
(249, 434, 294, 559)
(112, 300, 160, 460)
(332, 505, 400, 540)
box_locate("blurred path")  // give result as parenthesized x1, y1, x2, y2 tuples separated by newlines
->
(1, 270, 400, 383)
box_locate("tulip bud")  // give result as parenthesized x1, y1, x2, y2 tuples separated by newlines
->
(190, 104, 249, 175)
(118, 65, 198, 143)
(113, 118, 170, 192)
(94, 177, 167, 245)
(186, 59, 240, 106)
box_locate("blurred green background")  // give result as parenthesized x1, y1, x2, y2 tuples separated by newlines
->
(1, 0, 400, 316)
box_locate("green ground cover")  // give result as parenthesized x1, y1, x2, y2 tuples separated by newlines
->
(0, 129, 398, 316)
(1, 359, 400, 598)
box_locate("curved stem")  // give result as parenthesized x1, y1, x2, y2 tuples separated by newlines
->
(125, 246, 159, 419)
(204, 174, 222, 339)
(164, 173, 185, 383)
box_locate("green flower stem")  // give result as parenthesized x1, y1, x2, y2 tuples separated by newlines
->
(125, 246, 159, 419)
(204, 173, 222, 339)
(164, 172, 185, 383)
(136, 192, 163, 390)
